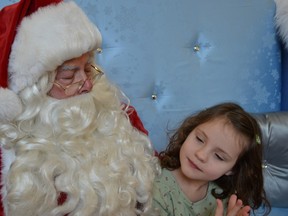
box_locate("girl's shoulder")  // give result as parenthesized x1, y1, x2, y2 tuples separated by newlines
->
(153, 168, 180, 197)
(154, 169, 176, 188)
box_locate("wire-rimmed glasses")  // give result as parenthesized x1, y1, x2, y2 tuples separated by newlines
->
(52, 64, 104, 96)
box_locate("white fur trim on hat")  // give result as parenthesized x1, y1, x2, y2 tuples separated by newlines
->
(0, 88, 22, 121)
(8, 1, 102, 94)
(275, 0, 288, 49)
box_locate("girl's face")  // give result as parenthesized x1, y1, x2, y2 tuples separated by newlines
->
(179, 117, 247, 183)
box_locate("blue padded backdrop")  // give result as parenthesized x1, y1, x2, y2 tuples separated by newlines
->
(0, 0, 282, 151)
(76, 0, 281, 152)
(281, 46, 288, 110)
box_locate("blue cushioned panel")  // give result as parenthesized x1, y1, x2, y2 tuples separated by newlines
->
(73, 0, 281, 151)
(254, 112, 288, 208)
(281, 46, 288, 110)
(254, 206, 288, 216)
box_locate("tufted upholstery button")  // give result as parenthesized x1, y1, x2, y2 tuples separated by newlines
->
(262, 160, 268, 169)
(193, 45, 200, 52)
(151, 94, 157, 100)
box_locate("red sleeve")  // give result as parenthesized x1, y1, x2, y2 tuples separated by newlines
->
(126, 106, 158, 156)
(126, 105, 148, 136)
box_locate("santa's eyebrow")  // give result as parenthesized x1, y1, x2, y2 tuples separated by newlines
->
(58, 65, 80, 71)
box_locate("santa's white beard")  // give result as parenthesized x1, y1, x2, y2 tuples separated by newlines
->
(2, 77, 159, 216)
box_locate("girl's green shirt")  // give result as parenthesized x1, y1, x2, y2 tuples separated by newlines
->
(152, 168, 228, 216)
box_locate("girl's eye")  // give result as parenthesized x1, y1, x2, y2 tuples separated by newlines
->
(196, 136, 204, 143)
(215, 154, 224, 161)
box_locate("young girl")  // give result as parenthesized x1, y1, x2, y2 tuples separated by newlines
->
(152, 102, 271, 216)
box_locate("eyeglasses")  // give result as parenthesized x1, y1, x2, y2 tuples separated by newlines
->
(52, 64, 104, 96)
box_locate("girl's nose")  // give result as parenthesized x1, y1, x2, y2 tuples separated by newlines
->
(195, 147, 208, 163)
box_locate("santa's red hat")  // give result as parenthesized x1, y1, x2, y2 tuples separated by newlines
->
(0, 0, 102, 121)
(275, 0, 288, 48)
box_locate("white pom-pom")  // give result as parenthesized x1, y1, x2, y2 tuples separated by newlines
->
(275, 0, 288, 49)
(0, 88, 22, 121)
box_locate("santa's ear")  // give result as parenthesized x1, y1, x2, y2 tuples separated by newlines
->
(225, 170, 233, 176)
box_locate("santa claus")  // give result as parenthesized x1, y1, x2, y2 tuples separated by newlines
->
(0, 0, 160, 215)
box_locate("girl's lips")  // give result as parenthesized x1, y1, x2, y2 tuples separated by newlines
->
(187, 158, 202, 171)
